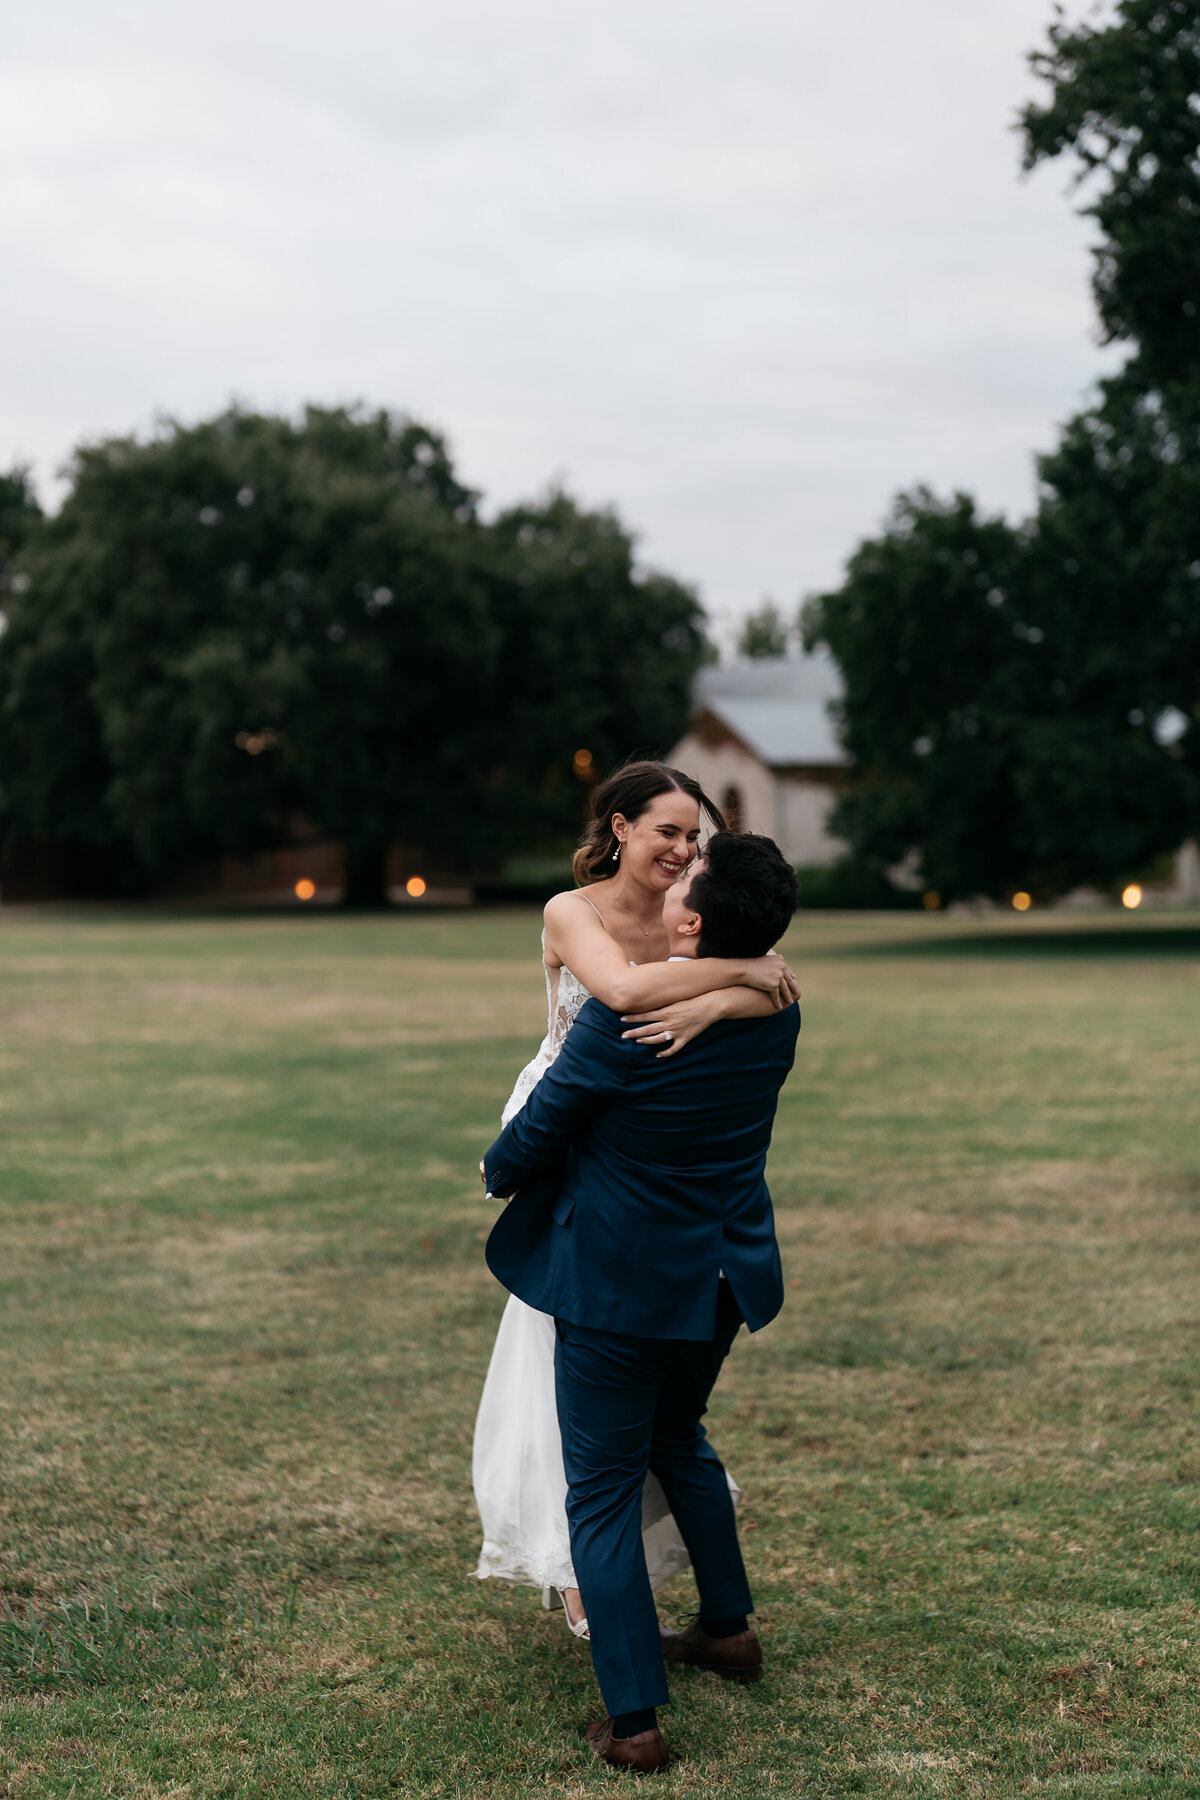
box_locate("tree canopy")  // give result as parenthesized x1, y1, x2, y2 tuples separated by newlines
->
(0, 467, 41, 600)
(484, 488, 707, 849)
(1020, 0, 1200, 394)
(804, 0, 1199, 903)
(0, 408, 707, 900)
(737, 600, 790, 660)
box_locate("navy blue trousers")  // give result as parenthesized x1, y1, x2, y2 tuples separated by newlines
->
(553, 1281, 753, 1717)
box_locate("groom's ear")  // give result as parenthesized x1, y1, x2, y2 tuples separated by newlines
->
(678, 908, 703, 943)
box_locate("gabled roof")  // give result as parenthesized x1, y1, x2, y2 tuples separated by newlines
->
(693, 652, 845, 767)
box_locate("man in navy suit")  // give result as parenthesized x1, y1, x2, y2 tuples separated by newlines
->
(481, 832, 799, 1773)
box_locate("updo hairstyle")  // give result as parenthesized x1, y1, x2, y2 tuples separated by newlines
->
(572, 760, 727, 887)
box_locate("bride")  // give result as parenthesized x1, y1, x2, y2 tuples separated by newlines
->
(472, 758, 799, 1638)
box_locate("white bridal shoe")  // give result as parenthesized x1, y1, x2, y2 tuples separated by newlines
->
(542, 1585, 590, 1640)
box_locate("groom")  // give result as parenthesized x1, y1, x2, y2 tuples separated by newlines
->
(481, 832, 800, 1773)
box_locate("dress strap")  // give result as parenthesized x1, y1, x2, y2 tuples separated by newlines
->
(576, 893, 608, 931)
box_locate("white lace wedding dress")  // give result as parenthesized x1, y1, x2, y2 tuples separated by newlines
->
(472, 943, 736, 1601)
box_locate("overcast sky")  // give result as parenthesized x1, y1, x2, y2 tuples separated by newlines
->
(3, 1, 1113, 642)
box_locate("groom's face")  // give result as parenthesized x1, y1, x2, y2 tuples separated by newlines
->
(661, 856, 704, 954)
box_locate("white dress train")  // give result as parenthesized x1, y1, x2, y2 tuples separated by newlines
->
(472, 948, 736, 1597)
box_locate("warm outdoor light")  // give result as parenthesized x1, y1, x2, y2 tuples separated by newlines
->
(922, 890, 941, 911)
(294, 878, 316, 901)
(236, 728, 278, 754)
(1122, 883, 1143, 909)
(406, 876, 427, 898)
(1012, 891, 1032, 912)
(573, 748, 594, 775)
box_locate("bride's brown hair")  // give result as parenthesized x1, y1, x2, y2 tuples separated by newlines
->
(572, 760, 727, 887)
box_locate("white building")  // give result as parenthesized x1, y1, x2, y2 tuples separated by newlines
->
(669, 654, 848, 867)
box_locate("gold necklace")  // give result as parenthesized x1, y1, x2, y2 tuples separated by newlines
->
(610, 872, 657, 937)
(623, 903, 654, 938)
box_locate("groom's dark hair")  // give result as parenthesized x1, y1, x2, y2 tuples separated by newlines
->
(690, 832, 797, 959)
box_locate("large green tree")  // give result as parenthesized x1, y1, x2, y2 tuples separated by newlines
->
(1020, 0, 1200, 398)
(804, 0, 1199, 902)
(484, 489, 707, 844)
(0, 408, 707, 901)
(801, 490, 1042, 899)
(0, 408, 496, 903)
(1021, 0, 1200, 857)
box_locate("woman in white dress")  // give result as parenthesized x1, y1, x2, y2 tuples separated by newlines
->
(473, 760, 800, 1638)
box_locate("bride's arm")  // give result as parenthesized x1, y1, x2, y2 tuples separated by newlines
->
(543, 892, 797, 1013)
(620, 986, 794, 1058)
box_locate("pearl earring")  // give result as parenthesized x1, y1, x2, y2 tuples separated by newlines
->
(612, 844, 621, 862)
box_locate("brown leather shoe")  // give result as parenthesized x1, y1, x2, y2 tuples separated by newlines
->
(585, 1718, 670, 1772)
(659, 1619, 763, 1683)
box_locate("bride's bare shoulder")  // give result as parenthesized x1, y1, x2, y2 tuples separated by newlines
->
(544, 885, 616, 965)
(544, 883, 615, 923)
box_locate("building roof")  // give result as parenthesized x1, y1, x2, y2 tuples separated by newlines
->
(693, 653, 845, 767)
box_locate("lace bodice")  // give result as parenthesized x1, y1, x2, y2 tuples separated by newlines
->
(545, 957, 592, 1058)
(500, 935, 592, 1126)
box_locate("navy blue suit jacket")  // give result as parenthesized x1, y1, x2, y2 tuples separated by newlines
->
(483, 997, 799, 1341)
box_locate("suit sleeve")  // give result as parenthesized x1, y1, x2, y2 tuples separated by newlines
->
(483, 1005, 630, 1198)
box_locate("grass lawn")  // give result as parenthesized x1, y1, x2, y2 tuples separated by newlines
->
(1, 902, 1199, 1798)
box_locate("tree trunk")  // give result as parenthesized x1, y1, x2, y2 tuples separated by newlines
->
(341, 842, 390, 909)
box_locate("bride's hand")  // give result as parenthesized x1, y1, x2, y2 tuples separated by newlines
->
(620, 992, 727, 1059)
(744, 951, 801, 1009)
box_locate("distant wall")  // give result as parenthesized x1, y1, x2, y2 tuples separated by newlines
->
(670, 727, 777, 840)
(774, 772, 846, 867)
(1161, 840, 1200, 903)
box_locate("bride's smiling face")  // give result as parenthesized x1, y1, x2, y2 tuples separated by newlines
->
(612, 792, 702, 892)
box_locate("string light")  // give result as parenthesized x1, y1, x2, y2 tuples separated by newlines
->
(1012, 891, 1032, 912)
(294, 879, 316, 901)
(1122, 883, 1142, 910)
(406, 876, 427, 898)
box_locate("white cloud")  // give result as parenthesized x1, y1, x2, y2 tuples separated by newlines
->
(1, 0, 1115, 633)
